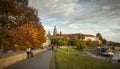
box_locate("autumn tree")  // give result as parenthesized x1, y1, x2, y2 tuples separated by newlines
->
(0, 0, 46, 53)
(31, 23, 46, 48)
(17, 23, 46, 49)
(0, 0, 23, 29)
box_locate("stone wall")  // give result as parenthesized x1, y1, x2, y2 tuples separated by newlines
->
(0, 49, 46, 69)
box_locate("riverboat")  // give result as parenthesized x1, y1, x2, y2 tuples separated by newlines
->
(95, 46, 114, 57)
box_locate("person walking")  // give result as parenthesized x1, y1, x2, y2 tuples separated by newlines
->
(26, 47, 31, 58)
(30, 47, 34, 57)
(51, 45, 54, 51)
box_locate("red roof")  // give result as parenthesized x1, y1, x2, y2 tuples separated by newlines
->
(56, 33, 95, 37)
(84, 34, 95, 37)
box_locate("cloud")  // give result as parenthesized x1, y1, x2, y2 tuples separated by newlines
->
(29, 0, 120, 25)
(44, 25, 53, 34)
(29, 0, 77, 20)
(66, 0, 120, 25)
(29, 0, 120, 42)
(103, 32, 120, 42)
(46, 18, 56, 21)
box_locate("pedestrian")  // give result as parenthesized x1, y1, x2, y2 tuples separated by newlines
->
(26, 47, 31, 58)
(52, 45, 54, 51)
(31, 47, 34, 57)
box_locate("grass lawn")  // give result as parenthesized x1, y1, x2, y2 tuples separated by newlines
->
(55, 48, 120, 69)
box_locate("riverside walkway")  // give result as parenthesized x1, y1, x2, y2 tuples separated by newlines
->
(5, 50, 53, 69)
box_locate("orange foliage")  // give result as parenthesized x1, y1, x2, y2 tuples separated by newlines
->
(0, 0, 46, 52)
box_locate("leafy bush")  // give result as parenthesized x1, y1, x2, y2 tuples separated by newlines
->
(76, 40, 86, 50)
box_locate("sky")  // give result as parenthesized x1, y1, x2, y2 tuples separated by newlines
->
(29, 0, 120, 42)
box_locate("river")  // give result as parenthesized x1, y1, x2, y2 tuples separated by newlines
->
(112, 51, 120, 60)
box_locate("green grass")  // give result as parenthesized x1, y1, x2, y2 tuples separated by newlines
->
(86, 45, 98, 50)
(55, 48, 120, 69)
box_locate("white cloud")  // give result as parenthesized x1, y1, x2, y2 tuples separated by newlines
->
(29, 0, 76, 19)
(103, 32, 120, 42)
(102, 6, 112, 10)
(29, 0, 120, 42)
(46, 18, 56, 21)
(44, 25, 53, 33)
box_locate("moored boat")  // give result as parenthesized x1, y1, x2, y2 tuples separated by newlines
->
(95, 46, 114, 57)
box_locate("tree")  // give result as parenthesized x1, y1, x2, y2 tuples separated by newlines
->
(86, 39, 93, 46)
(102, 39, 107, 45)
(76, 40, 86, 50)
(62, 38, 68, 46)
(0, 0, 39, 30)
(0, 0, 46, 52)
(96, 33, 103, 41)
(80, 34, 85, 40)
(71, 38, 76, 46)
(68, 38, 78, 46)
(96, 33, 103, 45)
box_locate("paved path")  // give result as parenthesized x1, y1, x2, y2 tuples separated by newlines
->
(5, 50, 53, 69)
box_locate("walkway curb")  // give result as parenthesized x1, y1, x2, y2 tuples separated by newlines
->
(0, 49, 47, 69)
(50, 51, 56, 69)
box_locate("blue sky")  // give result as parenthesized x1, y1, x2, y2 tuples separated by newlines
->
(29, 0, 120, 42)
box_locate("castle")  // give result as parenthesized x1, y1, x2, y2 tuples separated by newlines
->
(47, 26, 102, 44)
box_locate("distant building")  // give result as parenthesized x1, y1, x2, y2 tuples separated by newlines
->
(48, 26, 101, 44)
(53, 26, 57, 36)
(84, 34, 97, 41)
(106, 41, 111, 45)
(56, 33, 99, 42)
(42, 37, 51, 47)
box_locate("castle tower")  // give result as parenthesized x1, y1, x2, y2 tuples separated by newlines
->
(53, 26, 57, 36)
(60, 31, 62, 35)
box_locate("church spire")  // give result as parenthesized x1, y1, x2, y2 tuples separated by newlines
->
(53, 26, 57, 36)
(60, 31, 62, 35)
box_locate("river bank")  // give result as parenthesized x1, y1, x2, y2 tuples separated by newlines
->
(83, 50, 120, 65)
(113, 50, 120, 60)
